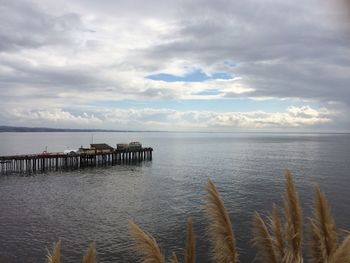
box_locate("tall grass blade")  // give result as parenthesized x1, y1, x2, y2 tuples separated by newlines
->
(205, 179, 238, 263)
(82, 242, 96, 263)
(47, 240, 61, 263)
(128, 221, 165, 263)
(185, 217, 195, 263)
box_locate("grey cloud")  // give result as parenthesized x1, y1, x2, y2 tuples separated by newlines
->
(0, 55, 112, 92)
(233, 61, 350, 103)
(0, 0, 85, 52)
(62, 0, 185, 19)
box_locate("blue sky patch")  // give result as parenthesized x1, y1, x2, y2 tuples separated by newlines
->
(146, 69, 232, 82)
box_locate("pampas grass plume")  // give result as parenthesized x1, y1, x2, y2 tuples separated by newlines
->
(185, 217, 195, 263)
(284, 170, 303, 262)
(47, 240, 61, 263)
(82, 242, 96, 263)
(128, 221, 165, 263)
(331, 235, 350, 263)
(170, 252, 179, 263)
(206, 179, 238, 263)
(253, 212, 278, 263)
(271, 204, 284, 261)
(310, 185, 338, 262)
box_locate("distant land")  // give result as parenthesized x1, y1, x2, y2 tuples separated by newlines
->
(0, 125, 143, 133)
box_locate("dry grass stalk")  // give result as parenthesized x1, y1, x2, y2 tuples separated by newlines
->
(47, 240, 61, 263)
(310, 186, 338, 263)
(205, 179, 238, 263)
(170, 252, 179, 263)
(128, 221, 165, 263)
(82, 242, 96, 263)
(185, 217, 195, 263)
(284, 170, 303, 262)
(271, 204, 285, 261)
(253, 212, 278, 263)
(310, 221, 325, 263)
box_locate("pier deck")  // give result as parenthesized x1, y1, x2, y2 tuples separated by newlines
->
(0, 148, 153, 175)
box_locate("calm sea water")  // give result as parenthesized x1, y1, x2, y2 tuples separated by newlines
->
(0, 132, 349, 262)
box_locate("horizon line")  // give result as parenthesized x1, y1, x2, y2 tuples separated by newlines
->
(0, 125, 349, 135)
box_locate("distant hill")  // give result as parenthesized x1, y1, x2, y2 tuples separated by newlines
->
(0, 125, 136, 132)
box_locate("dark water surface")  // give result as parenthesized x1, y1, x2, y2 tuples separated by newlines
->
(0, 132, 349, 262)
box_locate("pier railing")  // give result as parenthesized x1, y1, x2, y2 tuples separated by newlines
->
(0, 148, 153, 175)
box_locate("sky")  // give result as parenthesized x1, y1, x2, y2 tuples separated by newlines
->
(0, 0, 350, 132)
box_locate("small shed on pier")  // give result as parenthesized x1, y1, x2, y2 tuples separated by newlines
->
(90, 143, 114, 153)
(79, 147, 96, 155)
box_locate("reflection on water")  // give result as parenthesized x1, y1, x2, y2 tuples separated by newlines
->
(0, 132, 349, 262)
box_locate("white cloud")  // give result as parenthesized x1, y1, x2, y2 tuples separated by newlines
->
(0, 106, 335, 130)
(1, 108, 102, 127)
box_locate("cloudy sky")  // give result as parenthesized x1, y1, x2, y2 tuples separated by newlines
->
(1, 0, 350, 131)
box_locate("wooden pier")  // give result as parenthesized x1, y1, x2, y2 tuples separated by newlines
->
(0, 148, 153, 175)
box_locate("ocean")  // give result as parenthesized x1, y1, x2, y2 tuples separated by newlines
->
(0, 132, 349, 262)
